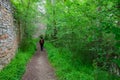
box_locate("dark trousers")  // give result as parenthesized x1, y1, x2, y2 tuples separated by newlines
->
(40, 44, 44, 51)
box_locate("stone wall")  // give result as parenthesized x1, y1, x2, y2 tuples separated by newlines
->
(0, 0, 18, 69)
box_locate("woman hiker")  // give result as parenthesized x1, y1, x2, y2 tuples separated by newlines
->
(39, 36, 44, 51)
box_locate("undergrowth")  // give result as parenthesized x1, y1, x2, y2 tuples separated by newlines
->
(45, 42, 120, 80)
(0, 39, 37, 80)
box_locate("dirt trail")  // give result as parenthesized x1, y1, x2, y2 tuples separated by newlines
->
(22, 44, 56, 80)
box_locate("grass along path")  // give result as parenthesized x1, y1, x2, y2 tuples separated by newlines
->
(0, 39, 36, 80)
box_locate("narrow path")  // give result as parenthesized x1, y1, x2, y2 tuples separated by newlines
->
(22, 44, 56, 80)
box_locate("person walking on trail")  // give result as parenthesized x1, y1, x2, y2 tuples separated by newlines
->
(39, 36, 44, 51)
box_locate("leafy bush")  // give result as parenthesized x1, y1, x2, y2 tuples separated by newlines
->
(45, 42, 120, 80)
(11, 0, 40, 51)
(45, 0, 120, 76)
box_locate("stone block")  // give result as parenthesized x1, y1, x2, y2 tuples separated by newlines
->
(0, 11, 2, 17)
(0, 34, 8, 40)
(0, 29, 2, 35)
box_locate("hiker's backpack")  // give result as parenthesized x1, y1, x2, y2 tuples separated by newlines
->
(40, 39, 44, 44)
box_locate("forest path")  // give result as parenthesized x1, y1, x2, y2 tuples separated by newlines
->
(22, 44, 56, 80)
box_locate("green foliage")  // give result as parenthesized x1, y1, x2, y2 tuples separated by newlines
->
(45, 42, 93, 80)
(0, 39, 37, 80)
(46, 0, 120, 78)
(45, 42, 120, 80)
(10, 0, 40, 51)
